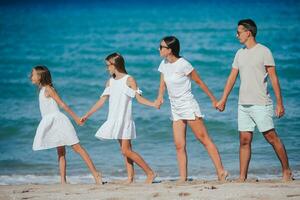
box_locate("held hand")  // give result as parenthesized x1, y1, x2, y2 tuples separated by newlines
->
(216, 99, 226, 112)
(153, 99, 161, 109)
(75, 117, 84, 126)
(155, 97, 164, 109)
(156, 97, 164, 105)
(80, 115, 88, 124)
(275, 104, 285, 118)
(212, 99, 218, 109)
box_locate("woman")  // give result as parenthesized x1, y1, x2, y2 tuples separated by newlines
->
(156, 36, 227, 182)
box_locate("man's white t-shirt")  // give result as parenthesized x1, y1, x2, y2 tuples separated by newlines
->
(232, 43, 275, 105)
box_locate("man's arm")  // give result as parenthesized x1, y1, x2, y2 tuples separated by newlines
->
(266, 66, 285, 118)
(217, 68, 239, 111)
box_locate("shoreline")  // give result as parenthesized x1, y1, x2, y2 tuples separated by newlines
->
(2, 171, 299, 185)
(1, 179, 299, 200)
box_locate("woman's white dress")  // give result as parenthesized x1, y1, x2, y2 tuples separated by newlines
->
(33, 87, 79, 150)
(95, 75, 139, 140)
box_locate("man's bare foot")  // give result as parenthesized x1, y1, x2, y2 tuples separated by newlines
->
(145, 172, 157, 184)
(283, 169, 294, 182)
(218, 170, 228, 182)
(94, 171, 103, 185)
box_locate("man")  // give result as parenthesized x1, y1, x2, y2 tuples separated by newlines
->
(217, 19, 293, 182)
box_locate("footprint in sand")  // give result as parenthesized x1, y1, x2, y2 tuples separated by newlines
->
(204, 185, 217, 190)
(152, 192, 160, 197)
(178, 192, 190, 197)
(105, 198, 119, 200)
(21, 197, 36, 200)
(287, 194, 300, 198)
(21, 188, 34, 193)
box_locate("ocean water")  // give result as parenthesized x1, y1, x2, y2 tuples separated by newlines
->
(0, 0, 300, 185)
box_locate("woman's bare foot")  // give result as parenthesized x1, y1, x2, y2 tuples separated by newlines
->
(61, 177, 67, 185)
(218, 170, 228, 182)
(283, 169, 294, 182)
(145, 172, 157, 184)
(94, 171, 102, 185)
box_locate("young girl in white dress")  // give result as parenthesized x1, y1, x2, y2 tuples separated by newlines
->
(31, 66, 102, 184)
(156, 36, 228, 182)
(81, 53, 157, 184)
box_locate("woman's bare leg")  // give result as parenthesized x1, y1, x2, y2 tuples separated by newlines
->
(172, 120, 188, 182)
(188, 118, 227, 181)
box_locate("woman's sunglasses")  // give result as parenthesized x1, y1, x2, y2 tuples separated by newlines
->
(159, 45, 170, 50)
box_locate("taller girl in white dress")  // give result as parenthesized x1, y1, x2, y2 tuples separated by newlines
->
(81, 53, 157, 184)
(156, 36, 228, 182)
(31, 66, 102, 184)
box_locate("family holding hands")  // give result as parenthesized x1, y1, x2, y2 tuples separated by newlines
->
(30, 19, 293, 185)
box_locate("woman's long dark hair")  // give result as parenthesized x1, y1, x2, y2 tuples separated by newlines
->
(162, 36, 180, 58)
(105, 52, 128, 78)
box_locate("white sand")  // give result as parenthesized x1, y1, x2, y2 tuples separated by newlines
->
(0, 180, 299, 200)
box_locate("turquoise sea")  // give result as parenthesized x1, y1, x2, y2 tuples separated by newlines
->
(0, 0, 299, 184)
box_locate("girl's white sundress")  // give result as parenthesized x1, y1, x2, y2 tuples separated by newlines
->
(95, 74, 139, 140)
(32, 87, 79, 151)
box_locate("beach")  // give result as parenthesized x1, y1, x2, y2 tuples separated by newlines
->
(1, 180, 299, 200)
(0, 0, 299, 194)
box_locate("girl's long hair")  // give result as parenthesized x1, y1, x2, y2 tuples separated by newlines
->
(33, 65, 53, 87)
(105, 52, 127, 78)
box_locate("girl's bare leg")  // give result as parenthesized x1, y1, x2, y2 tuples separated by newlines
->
(119, 139, 156, 184)
(118, 140, 134, 183)
(57, 146, 67, 184)
(72, 143, 102, 184)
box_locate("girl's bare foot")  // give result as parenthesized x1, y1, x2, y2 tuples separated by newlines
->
(283, 169, 294, 182)
(124, 177, 134, 184)
(61, 180, 67, 184)
(94, 171, 103, 185)
(176, 177, 187, 183)
(145, 172, 157, 184)
(218, 170, 228, 182)
(237, 177, 246, 183)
